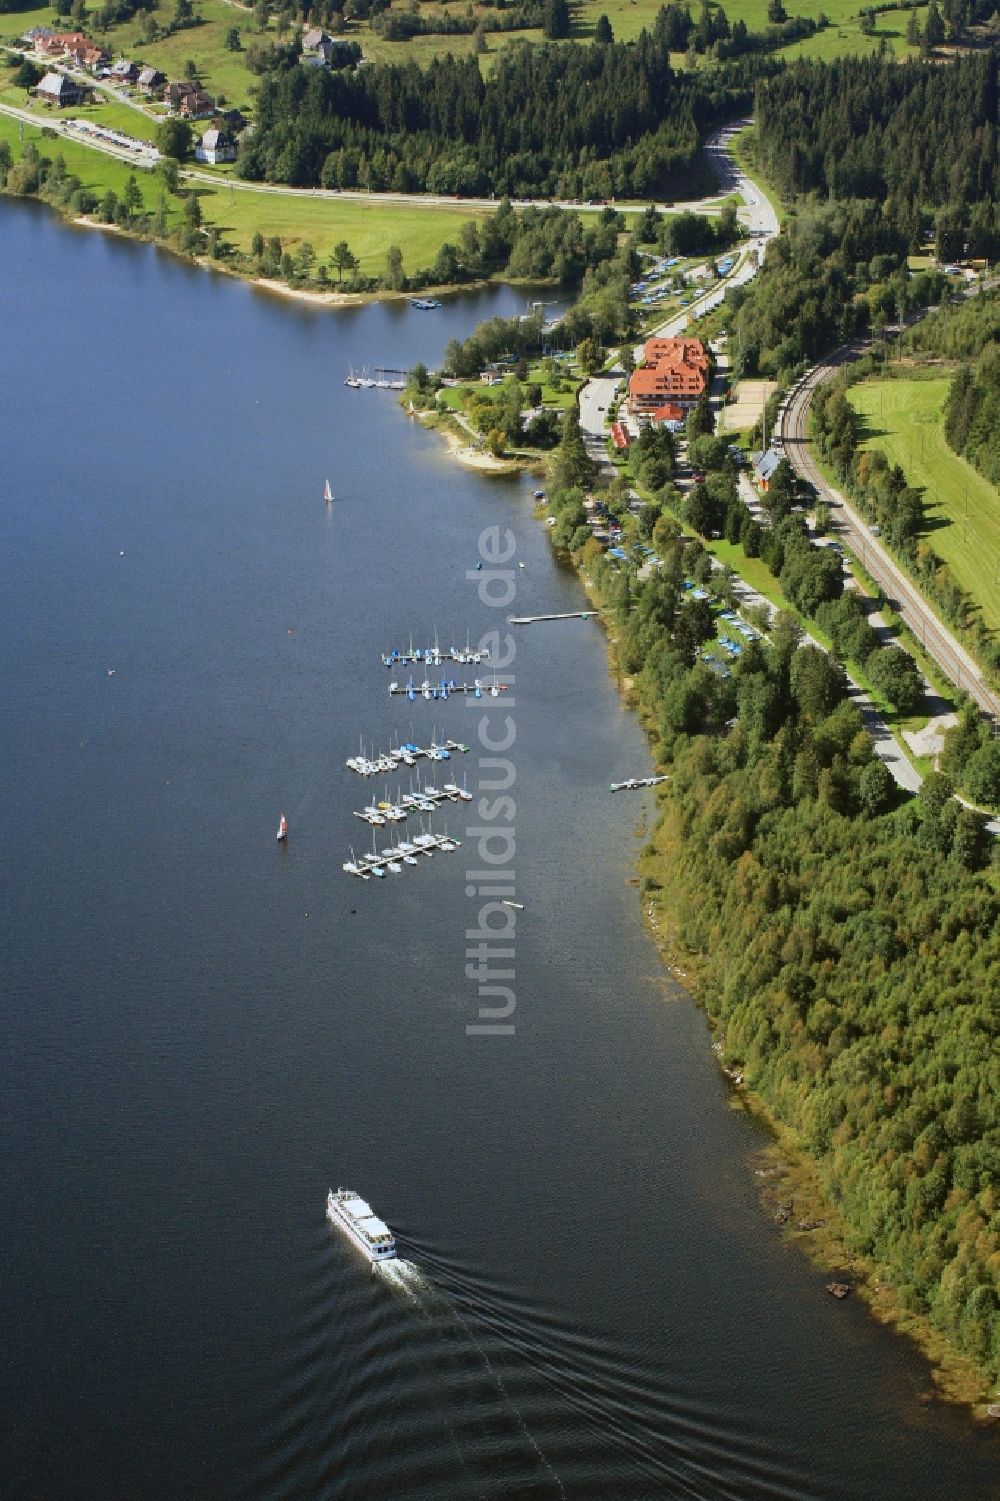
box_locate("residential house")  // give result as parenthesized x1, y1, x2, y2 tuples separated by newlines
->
(37, 31, 88, 56)
(751, 448, 783, 491)
(302, 26, 328, 50)
(109, 58, 140, 85)
(218, 108, 246, 133)
(195, 127, 237, 165)
(178, 88, 216, 120)
(138, 66, 165, 95)
(69, 41, 109, 71)
(34, 72, 87, 106)
(21, 26, 55, 46)
(163, 79, 197, 110)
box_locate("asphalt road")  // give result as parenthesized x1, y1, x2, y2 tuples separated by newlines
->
(779, 349, 1000, 723)
(635, 120, 780, 352)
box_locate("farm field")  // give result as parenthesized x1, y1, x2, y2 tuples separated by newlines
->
(847, 376, 1000, 634)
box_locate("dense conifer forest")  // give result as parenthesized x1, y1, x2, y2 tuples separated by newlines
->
(239, 35, 777, 197)
(541, 479, 1000, 1393)
(922, 290, 1000, 488)
(754, 54, 999, 256)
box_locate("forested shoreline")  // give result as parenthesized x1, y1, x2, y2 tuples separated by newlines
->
(533, 413, 1000, 1399)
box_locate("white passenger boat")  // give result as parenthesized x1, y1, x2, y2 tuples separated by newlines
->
(326, 1188, 397, 1262)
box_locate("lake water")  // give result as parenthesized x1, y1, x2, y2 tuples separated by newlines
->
(1, 200, 996, 1500)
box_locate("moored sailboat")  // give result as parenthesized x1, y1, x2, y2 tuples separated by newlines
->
(277, 813, 288, 841)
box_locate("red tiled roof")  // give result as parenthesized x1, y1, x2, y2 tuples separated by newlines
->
(643, 337, 709, 371)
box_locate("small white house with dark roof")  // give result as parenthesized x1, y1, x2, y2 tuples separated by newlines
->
(195, 127, 237, 165)
(138, 65, 164, 94)
(109, 58, 139, 85)
(752, 448, 783, 491)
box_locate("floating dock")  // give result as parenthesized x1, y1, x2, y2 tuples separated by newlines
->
(353, 785, 472, 823)
(382, 645, 490, 668)
(344, 831, 463, 879)
(609, 775, 670, 793)
(346, 740, 470, 776)
(507, 612, 597, 624)
(388, 681, 509, 698)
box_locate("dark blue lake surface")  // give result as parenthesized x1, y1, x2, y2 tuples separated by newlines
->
(1, 201, 996, 1499)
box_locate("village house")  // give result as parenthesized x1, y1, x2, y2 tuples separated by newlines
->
(69, 41, 109, 71)
(195, 127, 237, 165)
(163, 79, 197, 110)
(36, 31, 88, 56)
(21, 26, 55, 46)
(138, 65, 165, 95)
(302, 26, 328, 50)
(109, 58, 140, 86)
(627, 336, 710, 417)
(178, 88, 216, 120)
(752, 448, 783, 491)
(34, 72, 88, 107)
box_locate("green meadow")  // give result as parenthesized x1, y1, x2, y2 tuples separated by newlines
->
(847, 376, 1000, 634)
(207, 185, 491, 272)
(0, 109, 492, 275)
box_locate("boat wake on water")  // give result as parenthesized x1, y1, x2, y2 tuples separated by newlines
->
(373, 1257, 432, 1301)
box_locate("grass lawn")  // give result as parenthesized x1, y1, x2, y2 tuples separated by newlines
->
(0, 109, 174, 208)
(0, 82, 161, 141)
(350, 0, 916, 60)
(0, 109, 491, 273)
(0, 0, 56, 44)
(209, 186, 490, 272)
(108, 0, 260, 111)
(847, 376, 1000, 634)
(783, 7, 926, 61)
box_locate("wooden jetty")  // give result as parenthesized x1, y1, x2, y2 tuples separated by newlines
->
(609, 775, 670, 793)
(508, 611, 597, 624)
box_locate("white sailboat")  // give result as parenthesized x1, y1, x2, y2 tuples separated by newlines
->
(276, 812, 288, 841)
(323, 478, 334, 504)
